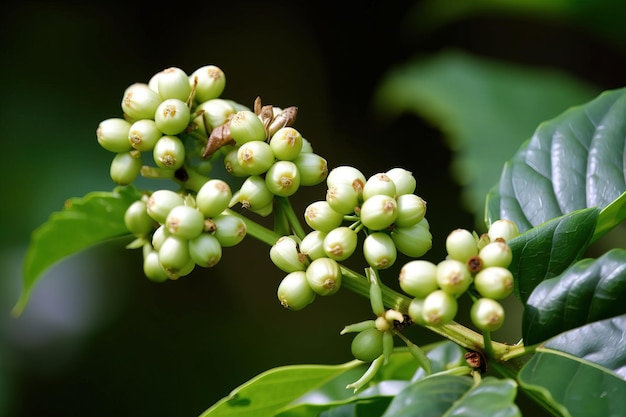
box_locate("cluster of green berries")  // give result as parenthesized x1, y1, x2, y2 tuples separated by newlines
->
(97, 65, 330, 280)
(401, 219, 520, 332)
(274, 166, 433, 310)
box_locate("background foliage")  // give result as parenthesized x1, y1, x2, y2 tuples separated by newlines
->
(2, 1, 626, 416)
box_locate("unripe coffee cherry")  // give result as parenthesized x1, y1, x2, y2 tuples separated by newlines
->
(363, 232, 397, 270)
(165, 205, 205, 240)
(269, 127, 303, 161)
(194, 98, 235, 132)
(189, 233, 222, 267)
(158, 236, 191, 275)
(479, 240, 512, 268)
(323, 226, 358, 261)
(265, 161, 301, 197)
(299, 230, 327, 260)
(351, 328, 384, 362)
(304, 201, 344, 232)
(156, 67, 192, 101)
(270, 235, 309, 272)
(445, 228, 478, 261)
(407, 297, 427, 326)
(293, 152, 328, 186)
(385, 167, 416, 195)
(326, 182, 360, 215)
(277, 271, 316, 311)
(128, 119, 162, 151)
(436, 259, 473, 297)
(143, 249, 169, 282)
(196, 179, 232, 218)
(212, 213, 247, 247)
(306, 257, 342, 296)
(153, 135, 186, 170)
(190, 65, 226, 103)
(147, 190, 185, 224)
(237, 140, 275, 175)
(359, 194, 398, 231)
(97, 118, 133, 153)
(488, 219, 520, 242)
(110, 151, 142, 185)
(326, 166, 366, 202)
(237, 175, 274, 210)
(399, 260, 439, 298)
(223, 147, 248, 177)
(154, 98, 191, 135)
(122, 83, 162, 121)
(390, 222, 433, 258)
(151, 225, 169, 251)
(394, 194, 427, 227)
(473, 266, 514, 300)
(124, 200, 155, 237)
(362, 173, 396, 200)
(422, 290, 458, 326)
(230, 110, 266, 144)
(470, 298, 505, 332)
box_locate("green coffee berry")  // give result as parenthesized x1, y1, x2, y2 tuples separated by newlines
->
(167, 257, 196, 280)
(269, 127, 303, 161)
(237, 140, 275, 176)
(154, 98, 191, 135)
(304, 201, 344, 232)
(385, 167, 416, 196)
(445, 228, 478, 262)
(156, 67, 192, 101)
(158, 235, 191, 275)
(292, 152, 328, 186)
(110, 151, 142, 185)
(151, 224, 169, 251)
(97, 118, 133, 153)
(270, 235, 309, 273)
(190, 65, 226, 103)
(363, 232, 397, 270)
(306, 257, 342, 296)
(195, 179, 232, 218)
(390, 222, 433, 258)
(488, 219, 520, 242)
(359, 194, 398, 231)
(351, 328, 384, 362)
(399, 260, 439, 298)
(362, 173, 396, 201)
(299, 230, 327, 260)
(143, 249, 169, 282)
(326, 166, 366, 201)
(421, 289, 458, 326)
(128, 119, 162, 152)
(470, 298, 505, 332)
(323, 226, 358, 261)
(436, 259, 473, 297)
(124, 200, 155, 237)
(326, 182, 360, 215)
(188, 233, 222, 267)
(478, 240, 513, 268)
(407, 297, 427, 326)
(193, 98, 235, 132)
(146, 189, 185, 224)
(212, 213, 246, 247)
(165, 205, 205, 240)
(237, 175, 274, 210)
(473, 266, 514, 300)
(153, 135, 186, 170)
(265, 160, 301, 197)
(277, 271, 316, 311)
(229, 110, 266, 144)
(223, 146, 248, 177)
(394, 194, 426, 228)
(121, 82, 162, 121)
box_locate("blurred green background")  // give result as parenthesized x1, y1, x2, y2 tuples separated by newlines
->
(2, 1, 626, 416)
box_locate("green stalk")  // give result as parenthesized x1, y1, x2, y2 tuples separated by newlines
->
(276, 197, 307, 240)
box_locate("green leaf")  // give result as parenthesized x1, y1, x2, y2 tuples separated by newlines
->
(381, 375, 520, 417)
(507, 207, 598, 304)
(373, 49, 597, 220)
(595, 191, 626, 242)
(523, 249, 626, 345)
(486, 87, 626, 232)
(518, 346, 626, 417)
(14, 185, 143, 316)
(199, 361, 363, 417)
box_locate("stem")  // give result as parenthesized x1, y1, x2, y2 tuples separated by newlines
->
(276, 197, 306, 240)
(224, 208, 281, 246)
(482, 331, 495, 358)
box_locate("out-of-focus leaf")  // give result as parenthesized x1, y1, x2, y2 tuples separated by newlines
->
(486, 87, 626, 233)
(410, 340, 465, 382)
(373, 49, 597, 222)
(382, 375, 520, 417)
(518, 346, 626, 417)
(507, 207, 598, 303)
(523, 250, 626, 344)
(595, 191, 626, 242)
(14, 185, 143, 316)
